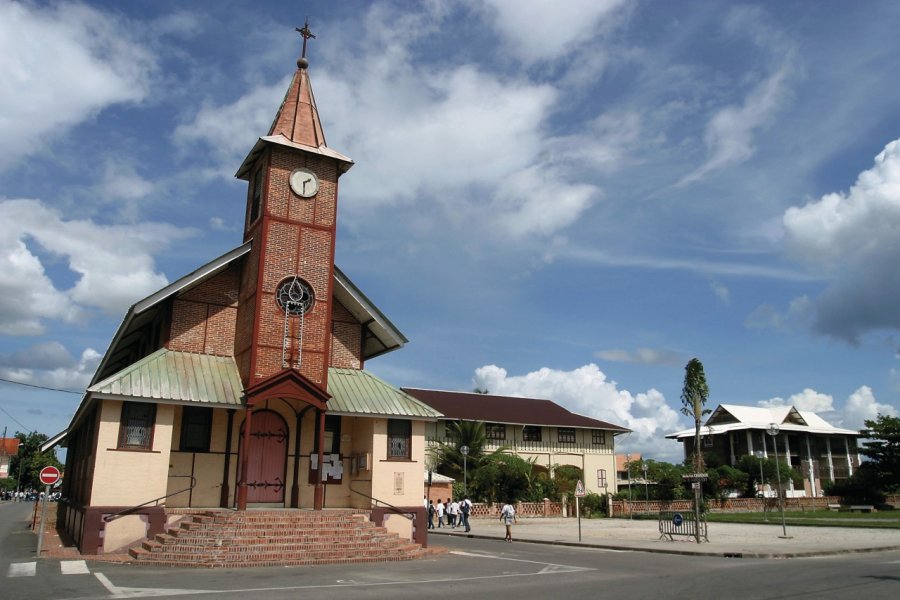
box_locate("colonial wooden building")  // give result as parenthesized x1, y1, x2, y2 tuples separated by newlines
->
(405, 388, 630, 496)
(666, 404, 861, 497)
(53, 36, 440, 558)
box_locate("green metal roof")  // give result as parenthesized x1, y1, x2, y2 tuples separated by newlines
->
(327, 368, 442, 420)
(87, 350, 441, 420)
(88, 348, 244, 406)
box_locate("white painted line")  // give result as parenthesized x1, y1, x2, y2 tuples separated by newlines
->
(450, 550, 594, 572)
(60, 560, 90, 574)
(95, 572, 218, 598)
(8, 562, 36, 577)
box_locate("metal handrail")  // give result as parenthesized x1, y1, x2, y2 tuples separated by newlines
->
(102, 475, 196, 523)
(348, 480, 415, 521)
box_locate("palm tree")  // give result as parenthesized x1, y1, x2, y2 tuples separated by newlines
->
(428, 420, 508, 483)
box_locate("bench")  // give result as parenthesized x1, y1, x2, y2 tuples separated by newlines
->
(843, 505, 875, 513)
(827, 503, 841, 511)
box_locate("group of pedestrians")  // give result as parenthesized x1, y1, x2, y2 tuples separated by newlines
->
(426, 496, 472, 532)
(426, 497, 518, 541)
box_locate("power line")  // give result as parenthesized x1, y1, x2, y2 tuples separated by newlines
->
(0, 405, 32, 433)
(0, 376, 82, 395)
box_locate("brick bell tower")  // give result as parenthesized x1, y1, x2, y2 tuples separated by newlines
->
(233, 23, 354, 510)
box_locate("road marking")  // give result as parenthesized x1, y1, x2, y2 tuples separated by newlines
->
(95, 572, 217, 598)
(61, 560, 90, 574)
(7, 562, 36, 577)
(449, 550, 594, 572)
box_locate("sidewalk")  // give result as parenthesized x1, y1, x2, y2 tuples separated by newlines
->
(429, 517, 900, 559)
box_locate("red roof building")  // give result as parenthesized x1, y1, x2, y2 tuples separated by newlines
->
(404, 388, 629, 496)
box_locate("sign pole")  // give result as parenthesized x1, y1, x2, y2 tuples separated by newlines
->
(577, 495, 582, 541)
(36, 465, 62, 555)
(36, 484, 50, 556)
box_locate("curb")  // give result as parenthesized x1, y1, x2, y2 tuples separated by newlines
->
(426, 528, 900, 560)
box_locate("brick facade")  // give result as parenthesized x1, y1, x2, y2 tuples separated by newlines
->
(168, 269, 240, 356)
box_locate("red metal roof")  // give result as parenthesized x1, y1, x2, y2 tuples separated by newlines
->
(0, 437, 19, 455)
(402, 388, 629, 432)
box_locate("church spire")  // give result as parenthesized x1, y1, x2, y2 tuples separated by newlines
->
(268, 21, 326, 148)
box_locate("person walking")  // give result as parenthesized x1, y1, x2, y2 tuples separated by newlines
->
(427, 500, 435, 529)
(500, 501, 516, 542)
(449, 499, 460, 528)
(460, 496, 472, 532)
(436, 499, 445, 527)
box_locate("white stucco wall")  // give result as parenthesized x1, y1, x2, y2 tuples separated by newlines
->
(90, 400, 174, 507)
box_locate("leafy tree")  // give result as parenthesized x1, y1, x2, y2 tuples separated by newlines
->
(680, 358, 710, 472)
(428, 420, 507, 484)
(9, 431, 62, 491)
(859, 414, 900, 492)
(552, 464, 583, 497)
(471, 454, 533, 504)
(652, 461, 691, 501)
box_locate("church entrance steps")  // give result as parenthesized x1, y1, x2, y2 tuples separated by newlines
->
(128, 509, 425, 568)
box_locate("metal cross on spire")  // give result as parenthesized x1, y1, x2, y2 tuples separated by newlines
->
(295, 19, 316, 67)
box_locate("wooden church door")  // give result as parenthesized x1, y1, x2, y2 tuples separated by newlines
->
(243, 410, 289, 504)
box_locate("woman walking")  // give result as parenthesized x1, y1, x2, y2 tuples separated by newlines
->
(500, 501, 516, 542)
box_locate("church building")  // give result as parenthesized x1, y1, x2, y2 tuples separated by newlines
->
(54, 29, 441, 557)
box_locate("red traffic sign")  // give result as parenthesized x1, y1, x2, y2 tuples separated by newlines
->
(39, 466, 61, 486)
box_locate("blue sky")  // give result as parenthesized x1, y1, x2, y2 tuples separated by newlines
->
(1, 0, 899, 463)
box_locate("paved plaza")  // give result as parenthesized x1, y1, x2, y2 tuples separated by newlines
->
(430, 516, 900, 558)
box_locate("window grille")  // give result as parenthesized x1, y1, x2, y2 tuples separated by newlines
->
(387, 419, 411, 459)
(558, 427, 576, 444)
(118, 402, 156, 450)
(486, 423, 506, 440)
(592, 430, 606, 445)
(523, 425, 542, 442)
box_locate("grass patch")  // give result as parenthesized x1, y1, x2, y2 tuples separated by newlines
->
(704, 509, 900, 529)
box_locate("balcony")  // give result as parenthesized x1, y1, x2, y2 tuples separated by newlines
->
(426, 436, 615, 455)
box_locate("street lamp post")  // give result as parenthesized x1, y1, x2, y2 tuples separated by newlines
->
(15, 441, 23, 496)
(459, 445, 469, 497)
(766, 424, 790, 538)
(754, 450, 768, 522)
(642, 463, 649, 501)
(625, 454, 632, 519)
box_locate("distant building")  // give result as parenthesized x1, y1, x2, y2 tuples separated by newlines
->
(0, 437, 19, 479)
(404, 388, 630, 496)
(615, 453, 642, 489)
(666, 404, 861, 497)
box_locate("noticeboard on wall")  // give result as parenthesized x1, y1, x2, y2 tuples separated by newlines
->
(308, 452, 343, 484)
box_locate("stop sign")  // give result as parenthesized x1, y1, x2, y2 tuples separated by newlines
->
(39, 465, 61, 486)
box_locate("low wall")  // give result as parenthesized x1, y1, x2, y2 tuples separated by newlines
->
(470, 500, 562, 518)
(611, 496, 843, 517)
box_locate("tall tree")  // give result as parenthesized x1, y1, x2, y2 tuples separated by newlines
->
(680, 358, 710, 472)
(9, 431, 62, 491)
(859, 414, 900, 492)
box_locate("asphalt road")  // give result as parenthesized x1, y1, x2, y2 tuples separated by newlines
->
(3, 501, 900, 599)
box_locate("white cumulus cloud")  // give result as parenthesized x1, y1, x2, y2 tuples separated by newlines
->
(782, 138, 900, 341)
(0, 0, 156, 170)
(473, 0, 630, 65)
(0, 199, 192, 333)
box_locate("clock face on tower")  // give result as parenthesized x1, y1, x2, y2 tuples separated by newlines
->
(289, 168, 319, 198)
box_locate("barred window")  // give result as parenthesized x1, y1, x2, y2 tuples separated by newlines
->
(558, 427, 576, 444)
(523, 425, 542, 442)
(180, 406, 212, 452)
(485, 423, 506, 441)
(597, 469, 608, 488)
(592, 430, 606, 446)
(118, 402, 156, 450)
(387, 419, 411, 460)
